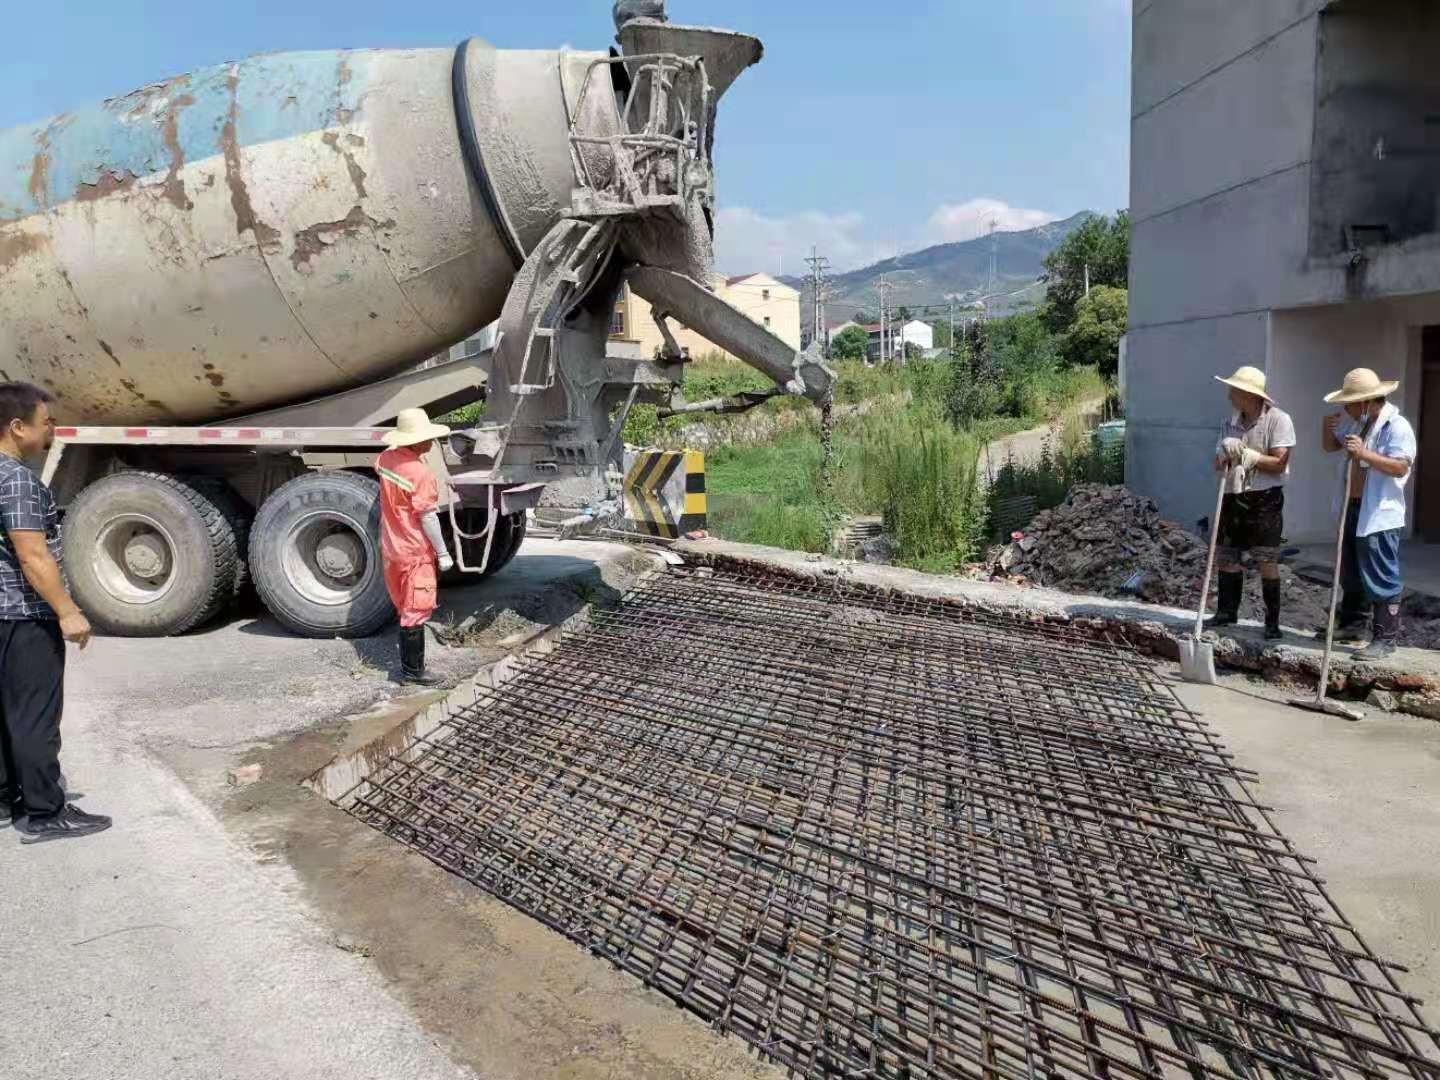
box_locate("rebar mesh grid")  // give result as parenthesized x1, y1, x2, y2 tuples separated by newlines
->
(343, 565, 1440, 1078)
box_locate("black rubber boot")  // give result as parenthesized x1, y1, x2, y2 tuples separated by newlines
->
(399, 626, 443, 686)
(1205, 571, 1243, 630)
(1356, 602, 1400, 663)
(1262, 579, 1282, 640)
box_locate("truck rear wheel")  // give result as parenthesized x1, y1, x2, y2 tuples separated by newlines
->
(249, 471, 393, 639)
(63, 472, 241, 636)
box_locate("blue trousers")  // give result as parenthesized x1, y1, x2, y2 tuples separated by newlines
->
(1340, 500, 1404, 607)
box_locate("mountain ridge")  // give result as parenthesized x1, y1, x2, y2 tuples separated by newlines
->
(782, 210, 1094, 322)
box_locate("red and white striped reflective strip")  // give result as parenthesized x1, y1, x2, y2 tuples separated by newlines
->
(53, 426, 390, 447)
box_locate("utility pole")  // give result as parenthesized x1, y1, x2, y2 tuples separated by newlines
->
(948, 296, 956, 356)
(877, 275, 895, 367)
(804, 246, 831, 357)
(1084, 262, 1091, 299)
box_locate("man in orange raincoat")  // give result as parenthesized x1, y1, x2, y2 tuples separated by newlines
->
(376, 408, 454, 685)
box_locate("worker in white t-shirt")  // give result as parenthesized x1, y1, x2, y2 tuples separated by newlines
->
(1208, 366, 1297, 640)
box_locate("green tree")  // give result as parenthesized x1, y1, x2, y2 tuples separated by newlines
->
(831, 325, 870, 362)
(852, 310, 875, 326)
(1063, 286, 1128, 377)
(1042, 211, 1130, 335)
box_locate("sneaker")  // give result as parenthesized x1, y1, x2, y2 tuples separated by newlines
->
(16, 803, 112, 845)
(399, 669, 444, 687)
(0, 800, 19, 831)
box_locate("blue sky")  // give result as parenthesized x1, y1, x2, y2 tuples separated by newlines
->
(1, 0, 1131, 274)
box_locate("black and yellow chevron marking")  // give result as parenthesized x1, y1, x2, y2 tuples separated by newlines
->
(623, 450, 684, 538)
(679, 449, 707, 534)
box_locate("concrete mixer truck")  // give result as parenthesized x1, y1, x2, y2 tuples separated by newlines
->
(0, 2, 834, 639)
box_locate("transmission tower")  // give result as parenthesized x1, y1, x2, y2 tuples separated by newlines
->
(804, 247, 831, 356)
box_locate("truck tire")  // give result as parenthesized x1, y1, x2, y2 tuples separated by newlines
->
(439, 509, 527, 587)
(63, 472, 242, 636)
(187, 478, 254, 602)
(249, 471, 393, 639)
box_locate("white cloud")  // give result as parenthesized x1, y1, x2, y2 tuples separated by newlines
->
(926, 198, 1060, 244)
(713, 206, 870, 275)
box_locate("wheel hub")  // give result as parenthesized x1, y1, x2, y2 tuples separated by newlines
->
(122, 531, 170, 581)
(315, 531, 362, 581)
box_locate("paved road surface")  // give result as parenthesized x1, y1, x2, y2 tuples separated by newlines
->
(0, 540, 652, 1080)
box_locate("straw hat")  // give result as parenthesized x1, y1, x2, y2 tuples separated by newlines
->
(1323, 367, 1400, 405)
(383, 407, 451, 448)
(1214, 365, 1273, 404)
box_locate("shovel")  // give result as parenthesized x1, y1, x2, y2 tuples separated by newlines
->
(1289, 459, 1365, 721)
(1179, 467, 1230, 685)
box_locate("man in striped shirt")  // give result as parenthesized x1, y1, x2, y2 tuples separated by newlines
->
(376, 408, 454, 685)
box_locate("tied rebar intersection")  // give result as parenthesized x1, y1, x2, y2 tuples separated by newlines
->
(343, 565, 1440, 1078)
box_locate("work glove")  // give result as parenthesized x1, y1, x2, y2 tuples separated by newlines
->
(1238, 447, 1263, 470)
(1220, 437, 1245, 464)
(437, 552, 455, 574)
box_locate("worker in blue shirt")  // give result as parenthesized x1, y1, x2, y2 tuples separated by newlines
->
(1320, 368, 1418, 661)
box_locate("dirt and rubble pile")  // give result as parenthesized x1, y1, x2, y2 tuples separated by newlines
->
(987, 484, 1210, 605)
(981, 484, 1440, 649)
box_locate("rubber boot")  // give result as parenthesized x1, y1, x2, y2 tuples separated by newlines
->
(399, 626, 443, 686)
(1355, 602, 1400, 663)
(1262, 579, 1282, 640)
(1205, 571, 1243, 630)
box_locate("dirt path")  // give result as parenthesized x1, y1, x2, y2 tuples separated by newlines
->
(980, 397, 1107, 481)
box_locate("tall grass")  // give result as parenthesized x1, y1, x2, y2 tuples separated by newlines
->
(854, 404, 986, 572)
(704, 426, 832, 553)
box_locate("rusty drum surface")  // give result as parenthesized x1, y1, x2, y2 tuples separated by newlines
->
(0, 43, 619, 423)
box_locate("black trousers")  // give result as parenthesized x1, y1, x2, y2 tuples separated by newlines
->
(0, 619, 65, 818)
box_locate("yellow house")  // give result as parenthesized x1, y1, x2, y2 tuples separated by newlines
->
(611, 272, 802, 362)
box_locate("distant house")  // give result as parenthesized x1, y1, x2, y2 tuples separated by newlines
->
(802, 317, 859, 353)
(611, 272, 802, 362)
(863, 320, 934, 362)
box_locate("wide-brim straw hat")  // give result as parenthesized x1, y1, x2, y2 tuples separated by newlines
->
(383, 407, 451, 448)
(1214, 365, 1273, 404)
(1324, 367, 1400, 405)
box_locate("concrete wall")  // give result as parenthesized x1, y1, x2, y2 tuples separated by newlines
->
(1128, 0, 1440, 531)
(1309, 0, 1440, 257)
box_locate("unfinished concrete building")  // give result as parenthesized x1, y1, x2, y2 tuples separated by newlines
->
(1128, 0, 1440, 544)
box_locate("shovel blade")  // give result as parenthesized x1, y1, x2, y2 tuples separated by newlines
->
(1178, 634, 1218, 685)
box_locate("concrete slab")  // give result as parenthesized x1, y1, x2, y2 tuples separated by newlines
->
(1172, 676, 1440, 1012)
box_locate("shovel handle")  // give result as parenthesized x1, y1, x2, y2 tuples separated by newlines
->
(1195, 467, 1230, 638)
(1316, 460, 1355, 701)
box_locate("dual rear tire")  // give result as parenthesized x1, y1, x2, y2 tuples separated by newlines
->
(63, 470, 526, 638)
